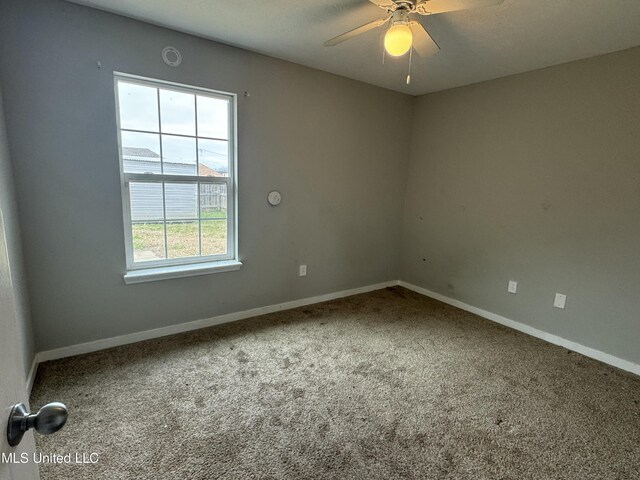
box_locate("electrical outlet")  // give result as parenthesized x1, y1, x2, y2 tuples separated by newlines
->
(299, 265, 307, 277)
(554, 293, 566, 309)
(508, 281, 518, 294)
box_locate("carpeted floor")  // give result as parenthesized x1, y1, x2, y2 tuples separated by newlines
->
(31, 287, 640, 479)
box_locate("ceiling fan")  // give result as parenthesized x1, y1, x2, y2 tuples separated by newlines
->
(324, 0, 504, 82)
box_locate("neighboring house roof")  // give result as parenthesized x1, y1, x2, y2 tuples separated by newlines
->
(198, 163, 224, 177)
(123, 146, 224, 176)
(122, 147, 160, 159)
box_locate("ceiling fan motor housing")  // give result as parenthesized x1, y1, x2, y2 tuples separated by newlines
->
(396, 1, 416, 9)
(390, 8, 411, 26)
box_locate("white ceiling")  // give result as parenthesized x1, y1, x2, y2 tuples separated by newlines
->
(66, 0, 640, 95)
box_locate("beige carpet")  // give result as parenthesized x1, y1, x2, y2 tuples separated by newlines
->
(31, 287, 640, 479)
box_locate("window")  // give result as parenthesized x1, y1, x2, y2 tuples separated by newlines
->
(114, 74, 239, 282)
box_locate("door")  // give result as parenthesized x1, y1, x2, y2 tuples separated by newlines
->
(0, 91, 39, 479)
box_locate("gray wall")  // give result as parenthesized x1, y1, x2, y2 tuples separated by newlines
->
(402, 47, 640, 365)
(0, 0, 412, 351)
(0, 87, 35, 379)
(2, 0, 638, 368)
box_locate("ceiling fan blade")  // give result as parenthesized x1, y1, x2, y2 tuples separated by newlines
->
(416, 0, 504, 15)
(323, 17, 389, 47)
(368, 0, 397, 9)
(410, 22, 440, 57)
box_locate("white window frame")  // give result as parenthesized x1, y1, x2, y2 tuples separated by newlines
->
(114, 73, 239, 280)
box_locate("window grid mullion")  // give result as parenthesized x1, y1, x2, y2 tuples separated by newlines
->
(124, 173, 229, 184)
(119, 128, 228, 143)
(161, 182, 168, 259)
(156, 88, 164, 174)
(156, 88, 169, 259)
(133, 217, 203, 223)
(194, 94, 203, 257)
(197, 183, 202, 256)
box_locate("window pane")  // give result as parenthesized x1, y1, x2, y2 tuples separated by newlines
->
(165, 183, 197, 220)
(201, 220, 227, 256)
(200, 183, 227, 219)
(132, 222, 165, 262)
(129, 182, 164, 221)
(167, 221, 199, 259)
(161, 135, 197, 175)
(198, 139, 229, 177)
(159, 89, 195, 135)
(197, 96, 229, 139)
(121, 132, 161, 174)
(118, 82, 159, 132)
(116, 76, 236, 267)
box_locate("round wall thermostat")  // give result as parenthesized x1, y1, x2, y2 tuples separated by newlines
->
(162, 46, 182, 67)
(267, 191, 282, 206)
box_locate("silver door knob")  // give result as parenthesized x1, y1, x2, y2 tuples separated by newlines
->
(6, 402, 68, 447)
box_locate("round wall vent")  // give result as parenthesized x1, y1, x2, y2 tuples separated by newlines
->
(162, 46, 182, 67)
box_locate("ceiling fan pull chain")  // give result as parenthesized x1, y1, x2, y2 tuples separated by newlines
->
(406, 45, 413, 85)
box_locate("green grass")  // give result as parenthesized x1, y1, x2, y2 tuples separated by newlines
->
(132, 217, 227, 261)
(201, 210, 227, 219)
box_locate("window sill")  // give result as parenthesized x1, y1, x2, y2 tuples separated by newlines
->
(123, 260, 243, 284)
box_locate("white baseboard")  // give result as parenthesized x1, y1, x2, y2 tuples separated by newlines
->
(26, 355, 39, 396)
(28, 278, 638, 396)
(33, 280, 399, 369)
(399, 281, 640, 377)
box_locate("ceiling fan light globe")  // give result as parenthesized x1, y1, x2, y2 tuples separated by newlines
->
(384, 24, 412, 57)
